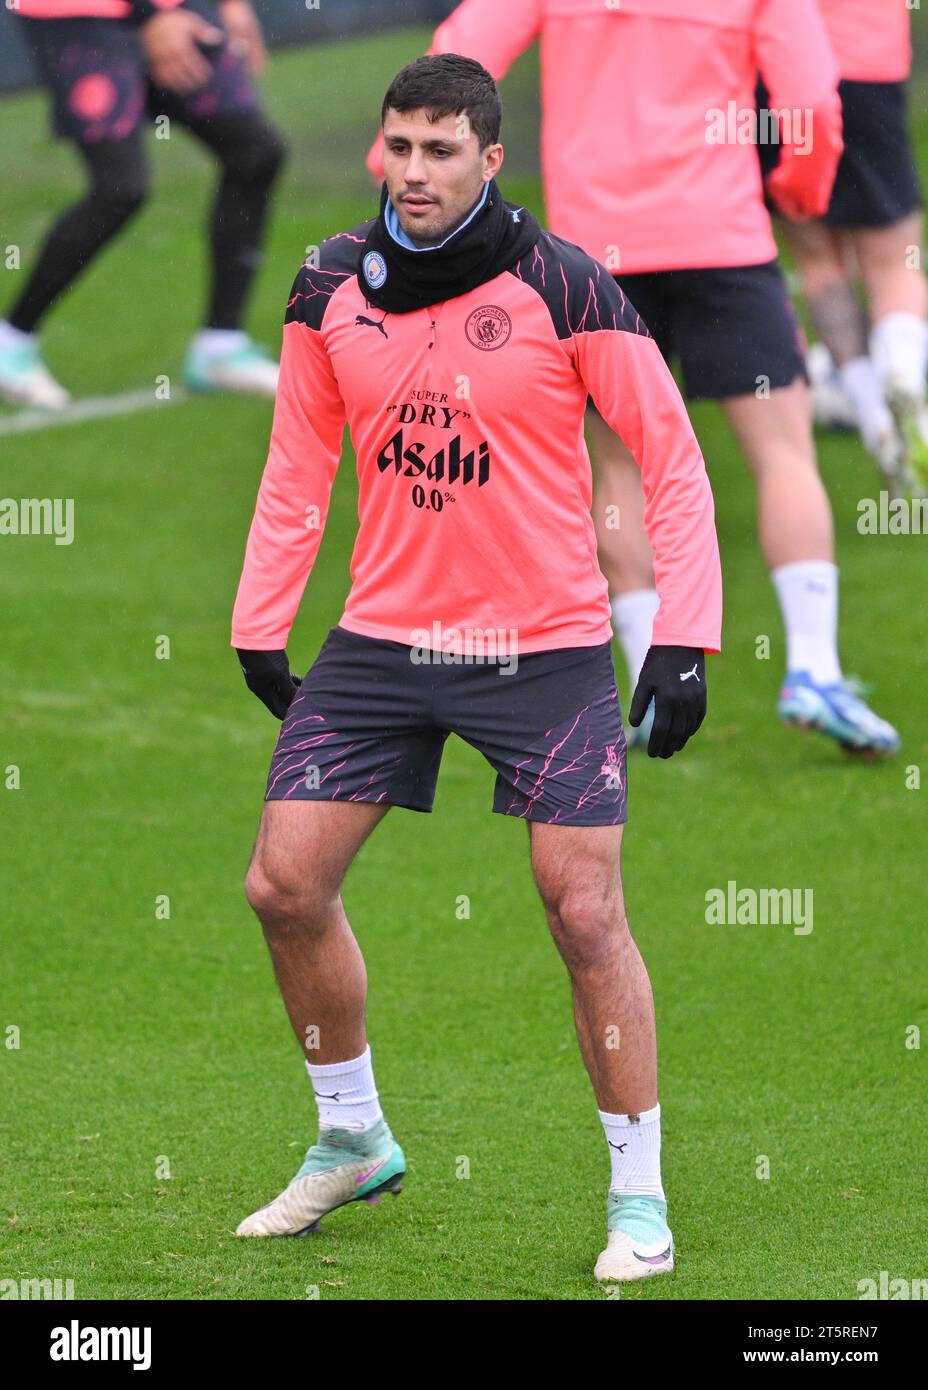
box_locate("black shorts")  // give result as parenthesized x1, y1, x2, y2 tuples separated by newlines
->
(16, 0, 258, 145)
(757, 79, 922, 229)
(593, 262, 805, 402)
(266, 627, 628, 827)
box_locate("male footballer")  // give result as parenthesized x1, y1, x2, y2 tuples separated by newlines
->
(231, 56, 722, 1282)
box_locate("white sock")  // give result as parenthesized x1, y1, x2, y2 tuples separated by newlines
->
(306, 1044, 383, 1133)
(771, 560, 842, 685)
(611, 589, 660, 690)
(838, 355, 894, 452)
(870, 312, 928, 403)
(599, 1103, 665, 1199)
(0, 319, 36, 349)
(190, 328, 249, 359)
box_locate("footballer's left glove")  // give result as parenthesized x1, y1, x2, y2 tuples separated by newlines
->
(236, 648, 301, 720)
(628, 645, 706, 759)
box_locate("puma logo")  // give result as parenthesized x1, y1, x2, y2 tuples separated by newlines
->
(356, 314, 388, 338)
(679, 664, 700, 682)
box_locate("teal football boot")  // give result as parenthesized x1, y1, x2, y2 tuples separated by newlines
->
(236, 1118, 405, 1237)
(183, 338, 279, 398)
(595, 1193, 675, 1282)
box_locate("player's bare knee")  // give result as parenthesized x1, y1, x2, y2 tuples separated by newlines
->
(244, 859, 328, 932)
(544, 884, 626, 969)
(243, 860, 279, 919)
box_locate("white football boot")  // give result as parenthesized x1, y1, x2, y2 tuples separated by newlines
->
(236, 1119, 406, 1238)
(0, 337, 70, 409)
(595, 1193, 675, 1283)
(184, 335, 279, 398)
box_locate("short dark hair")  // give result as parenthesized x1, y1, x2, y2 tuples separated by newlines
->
(381, 54, 502, 150)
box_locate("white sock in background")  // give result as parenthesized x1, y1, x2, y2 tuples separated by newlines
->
(611, 589, 660, 692)
(190, 327, 249, 359)
(870, 312, 928, 402)
(838, 355, 895, 452)
(306, 1044, 383, 1133)
(771, 560, 842, 685)
(599, 1103, 665, 1199)
(0, 319, 36, 350)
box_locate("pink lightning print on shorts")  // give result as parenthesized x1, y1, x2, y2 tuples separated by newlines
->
(265, 630, 629, 827)
(503, 686, 626, 824)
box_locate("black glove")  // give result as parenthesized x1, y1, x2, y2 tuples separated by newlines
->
(236, 648, 302, 720)
(628, 645, 706, 759)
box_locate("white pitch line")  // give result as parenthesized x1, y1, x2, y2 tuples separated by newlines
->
(0, 386, 189, 436)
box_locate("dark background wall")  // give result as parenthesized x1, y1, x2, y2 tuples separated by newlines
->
(0, 0, 459, 92)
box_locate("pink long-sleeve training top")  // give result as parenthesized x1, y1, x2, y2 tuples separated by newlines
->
(17, 1, 185, 16)
(367, 0, 844, 273)
(816, 0, 912, 83)
(231, 224, 723, 656)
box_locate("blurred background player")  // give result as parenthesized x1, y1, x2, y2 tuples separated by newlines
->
(0, 0, 285, 408)
(369, 0, 899, 758)
(758, 0, 928, 497)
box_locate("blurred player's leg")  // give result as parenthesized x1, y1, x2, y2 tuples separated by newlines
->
(723, 381, 835, 573)
(5, 137, 149, 342)
(829, 77, 927, 483)
(236, 800, 405, 1237)
(529, 821, 673, 1282)
(723, 382, 899, 756)
(0, 14, 153, 408)
(589, 409, 658, 749)
(854, 212, 928, 489)
(149, 13, 288, 398)
(775, 74, 928, 491)
(781, 220, 903, 482)
(805, 339, 859, 434)
(0, 144, 149, 410)
(175, 109, 287, 396)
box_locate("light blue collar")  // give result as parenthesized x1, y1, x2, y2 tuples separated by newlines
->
(385, 183, 490, 251)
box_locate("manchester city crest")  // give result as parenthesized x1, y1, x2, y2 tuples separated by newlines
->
(363, 251, 388, 289)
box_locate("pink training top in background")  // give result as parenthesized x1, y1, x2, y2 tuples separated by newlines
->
(368, 0, 843, 274)
(816, 0, 912, 83)
(16, 1, 185, 18)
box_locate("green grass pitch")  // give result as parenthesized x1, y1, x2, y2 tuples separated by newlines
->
(1, 28, 926, 1300)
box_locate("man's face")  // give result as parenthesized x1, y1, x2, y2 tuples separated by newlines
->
(382, 108, 503, 248)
